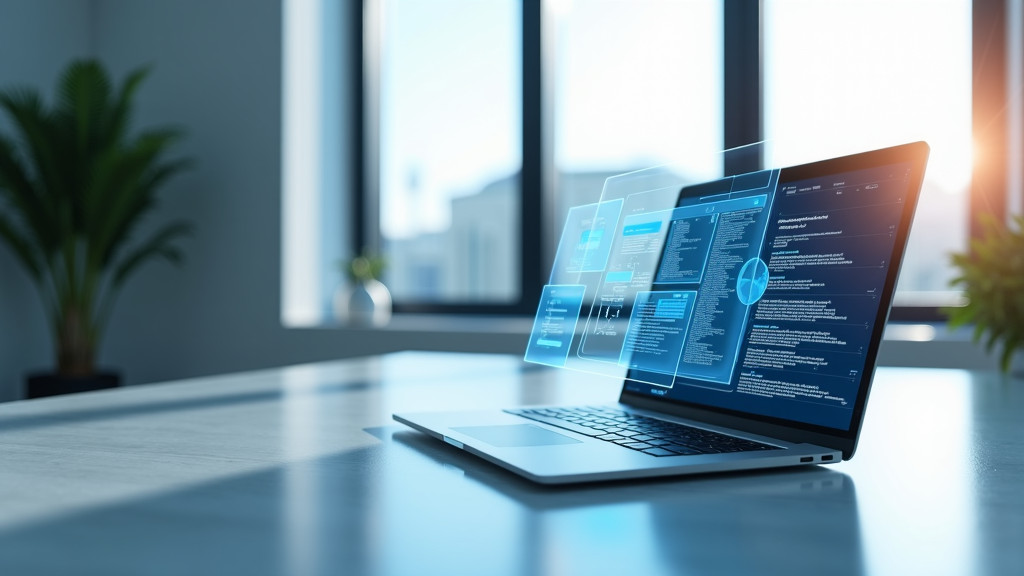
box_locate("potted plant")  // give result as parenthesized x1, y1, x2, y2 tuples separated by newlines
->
(947, 213, 1024, 373)
(0, 59, 192, 398)
(334, 250, 392, 326)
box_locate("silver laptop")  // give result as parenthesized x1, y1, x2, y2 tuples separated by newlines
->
(395, 142, 930, 484)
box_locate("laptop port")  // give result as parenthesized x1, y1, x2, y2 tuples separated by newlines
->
(800, 456, 813, 463)
(821, 454, 834, 461)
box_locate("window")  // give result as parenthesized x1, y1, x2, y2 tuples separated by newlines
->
(371, 0, 522, 305)
(340, 1, 1014, 320)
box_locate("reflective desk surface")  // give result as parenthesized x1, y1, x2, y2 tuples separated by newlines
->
(0, 352, 1020, 576)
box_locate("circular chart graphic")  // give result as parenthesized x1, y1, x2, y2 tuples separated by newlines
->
(736, 258, 769, 306)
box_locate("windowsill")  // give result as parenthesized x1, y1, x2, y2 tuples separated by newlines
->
(883, 322, 955, 342)
(311, 314, 535, 334)
(293, 316, 998, 371)
(876, 322, 998, 370)
(307, 315, 967, 341)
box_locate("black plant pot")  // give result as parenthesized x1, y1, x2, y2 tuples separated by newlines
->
(25, 371, 121, 399)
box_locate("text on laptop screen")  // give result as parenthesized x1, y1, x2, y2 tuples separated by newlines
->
(526, 152, 918, 432)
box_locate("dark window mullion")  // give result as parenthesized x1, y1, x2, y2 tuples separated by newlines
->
(522, 0, 544, 314)
(351, 0, 367, 254)
(723, 0, 763, 175)
(971, 0, 1009, 234)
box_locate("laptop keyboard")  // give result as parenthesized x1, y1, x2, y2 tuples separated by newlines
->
(505, 406, 780, 457)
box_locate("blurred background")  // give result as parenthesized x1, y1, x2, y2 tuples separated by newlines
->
(0, 0, 1016, 400)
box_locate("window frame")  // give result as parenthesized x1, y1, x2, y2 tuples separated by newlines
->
(350, 0, 1007, 321)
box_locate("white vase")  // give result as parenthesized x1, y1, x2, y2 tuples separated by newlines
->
(334, 279, 392, 327)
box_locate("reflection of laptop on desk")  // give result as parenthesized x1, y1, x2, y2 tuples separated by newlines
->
(395, 142, 929, 484)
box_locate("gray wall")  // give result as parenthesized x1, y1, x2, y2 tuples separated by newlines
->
(90, 0, 297, 387)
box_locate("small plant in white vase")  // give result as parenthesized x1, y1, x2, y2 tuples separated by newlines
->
(334, 251, 391, 326)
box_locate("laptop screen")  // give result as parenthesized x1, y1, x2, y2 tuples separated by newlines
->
(526, 142, 929, 435)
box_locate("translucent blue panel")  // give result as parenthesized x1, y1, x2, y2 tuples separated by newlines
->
(525, 284, 587, 368)
(618, 290, 698, 377)
(549, 199, 623, 284)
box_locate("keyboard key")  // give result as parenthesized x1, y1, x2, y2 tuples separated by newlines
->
(642, 447, 677, 457)
(667, 446, 702, 455)
(623, 442, 653, 450)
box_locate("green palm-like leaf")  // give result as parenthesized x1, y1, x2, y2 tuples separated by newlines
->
(102, 157, 193, 269)
(112, 221, 193, 289)
(0, 212, 43, 282)
(0, 92, 68, 248)
(90, 131, 188, 266)
(0, 132, 55, 253)
(59, 61, 114, 159)
(106, 67, 150, 147)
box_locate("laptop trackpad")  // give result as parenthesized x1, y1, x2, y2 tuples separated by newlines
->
(452, 424, 582, 447)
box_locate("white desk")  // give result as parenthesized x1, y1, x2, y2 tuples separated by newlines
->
(0, 352, 1020, 575)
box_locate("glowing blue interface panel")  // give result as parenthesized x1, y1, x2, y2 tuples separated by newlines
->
(550, 200, 623, 283)
(527, 158, 918, 431)
(525, 284, 587, 367)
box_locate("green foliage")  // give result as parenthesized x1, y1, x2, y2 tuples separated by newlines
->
(0, 59, 191, 376)
(342, 250, 387, 283)
(947, 213, 1024, 372)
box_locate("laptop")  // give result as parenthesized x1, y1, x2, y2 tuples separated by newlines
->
(395, 141, 930, 484)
